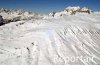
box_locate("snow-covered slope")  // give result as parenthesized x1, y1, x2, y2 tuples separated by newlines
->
(0, 7, 100, 65)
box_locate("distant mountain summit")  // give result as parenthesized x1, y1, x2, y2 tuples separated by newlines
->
(0, 8, 43, 26)
(64, 6, 92, 14)
(49, 6, 93, 17)
(0, 8, 38, 20)
(0, 8, 32, 14)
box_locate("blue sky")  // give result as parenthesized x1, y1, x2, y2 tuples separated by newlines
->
(0, 0, 100, 13)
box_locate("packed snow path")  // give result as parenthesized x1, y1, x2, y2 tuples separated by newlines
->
(0, 13, 100, 65)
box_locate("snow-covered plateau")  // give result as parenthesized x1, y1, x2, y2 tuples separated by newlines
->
(0, 6, 100, 65)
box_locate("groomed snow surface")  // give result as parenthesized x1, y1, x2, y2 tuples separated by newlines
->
(0, 7, 100, 65)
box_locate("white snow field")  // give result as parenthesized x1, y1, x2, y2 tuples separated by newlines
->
(0, 7, 100, 65)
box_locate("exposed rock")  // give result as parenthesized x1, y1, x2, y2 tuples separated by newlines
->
(0, 15, 4, 26)
(49, 12, 56, 17)
(64, 6, 92, 15)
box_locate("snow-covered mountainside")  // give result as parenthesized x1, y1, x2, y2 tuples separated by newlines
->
(0, 8, 43, 25)
(48, 6, 92, 18)
(0, 6, 100, 65)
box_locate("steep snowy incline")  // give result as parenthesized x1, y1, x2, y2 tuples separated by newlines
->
(0, 13, 100, 65)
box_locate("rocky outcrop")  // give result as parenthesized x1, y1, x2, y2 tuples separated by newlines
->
(49, 12, 56, 17)
(0, 15, 4, 26)
(49, 6, 93, 18)
(0, 15, 21, 26)
(64, 6, 92, 15)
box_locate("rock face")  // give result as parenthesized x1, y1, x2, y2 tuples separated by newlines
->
(49, 6, 93, 17)
(64, 6, 92, 15)
(0, 15, 4, 26)
(0, 15, 21, 26)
